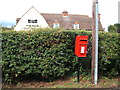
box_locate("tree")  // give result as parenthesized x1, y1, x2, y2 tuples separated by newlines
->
(108, 25, 117, 33)
(108, 23, 120, 33)
(114, 23, 120, 33)
(1, 26, 13, 31)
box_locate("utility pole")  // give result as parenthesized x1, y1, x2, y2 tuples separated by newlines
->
(92, 0, 99, 85)
(118, 1, 120, 23)
(0, 24, 2, 90)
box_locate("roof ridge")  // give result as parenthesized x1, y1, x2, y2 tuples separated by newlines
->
(41, 13, 61, 15)
(70, 14, 89, 16)
(41, 13, 90, 17)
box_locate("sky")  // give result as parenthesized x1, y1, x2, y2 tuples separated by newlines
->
(0, 0, 119, 31)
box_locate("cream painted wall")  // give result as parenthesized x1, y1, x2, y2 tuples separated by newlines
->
(14, 7, 49, 31)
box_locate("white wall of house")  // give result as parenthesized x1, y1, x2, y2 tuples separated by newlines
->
(14, 7, 49, 31)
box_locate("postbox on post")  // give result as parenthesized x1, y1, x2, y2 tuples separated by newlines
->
(75, 35, 88, 83)
(75, 36, 88, 57)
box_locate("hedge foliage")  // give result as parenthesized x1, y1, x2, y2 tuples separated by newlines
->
(2, 29, 120, 84)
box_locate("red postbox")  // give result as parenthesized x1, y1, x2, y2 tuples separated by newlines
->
(75, 36, 88, 57)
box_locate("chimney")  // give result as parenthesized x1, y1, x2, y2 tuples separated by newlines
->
(62, 10, 68, 17)
(98, 13, 100, 21)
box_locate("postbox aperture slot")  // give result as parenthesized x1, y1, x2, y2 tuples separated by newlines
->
(79, 41, 88, 44)
(80, 40, 87, 41)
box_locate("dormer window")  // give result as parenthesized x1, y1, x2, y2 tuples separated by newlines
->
(53, 20, 60, 28)
(73, 22, 80, 29)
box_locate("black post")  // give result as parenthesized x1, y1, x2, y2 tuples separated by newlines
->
(77, 57, 80, 83)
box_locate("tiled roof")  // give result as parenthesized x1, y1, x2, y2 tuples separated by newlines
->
(41, 13, 103, 30)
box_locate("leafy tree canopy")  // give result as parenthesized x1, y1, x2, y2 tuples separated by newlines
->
(108, 23, 120, 33)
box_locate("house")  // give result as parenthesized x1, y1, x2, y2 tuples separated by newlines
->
(15, 6, 103, 31)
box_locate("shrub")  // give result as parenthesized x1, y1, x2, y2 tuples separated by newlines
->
(2, 29, 120, 84)
(98, 32, 120, 77)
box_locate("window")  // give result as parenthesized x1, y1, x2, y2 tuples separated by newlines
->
(28, 19, 31, 23)
(53, 23, 60, 28)
(35, 20, 37, 23)
(28, 19, 38, 23)
(73, 24, 80, 29)
(32, 20, 35, 23)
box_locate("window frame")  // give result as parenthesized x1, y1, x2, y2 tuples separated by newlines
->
(73, 24, 80, 29)
(53, 23, 60, 28)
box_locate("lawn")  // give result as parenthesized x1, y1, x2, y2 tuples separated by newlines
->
(2, 76, 120, 88)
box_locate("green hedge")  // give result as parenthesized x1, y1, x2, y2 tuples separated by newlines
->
(2, 29, 120, 84)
